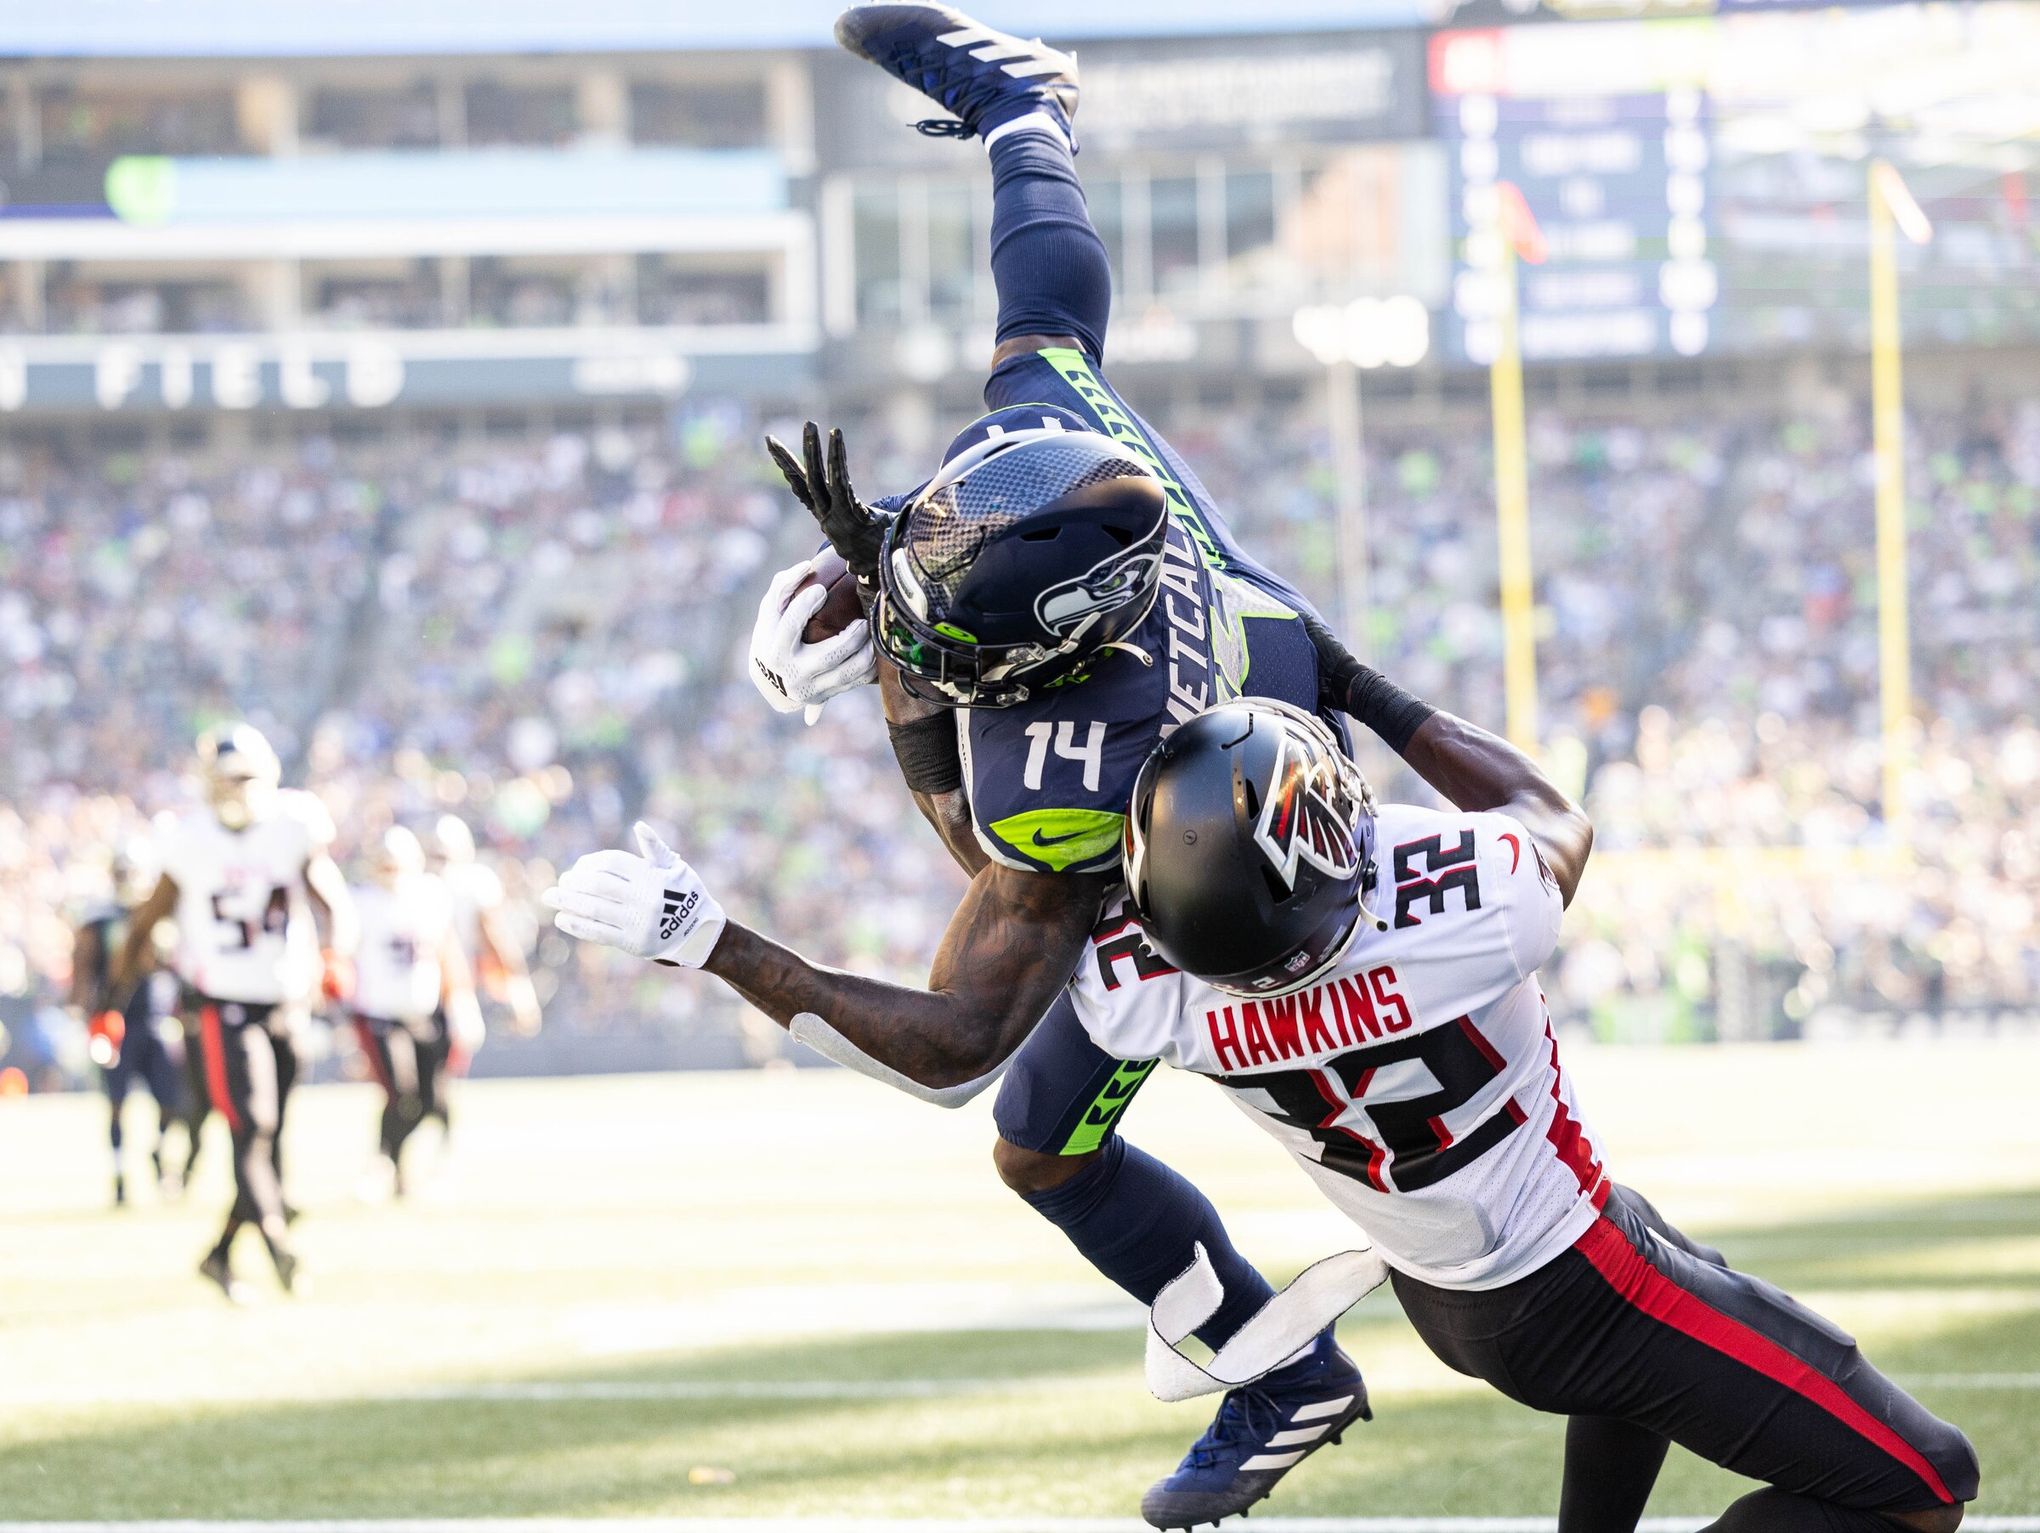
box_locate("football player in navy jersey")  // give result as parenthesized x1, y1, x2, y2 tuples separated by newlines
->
(72, 850, 200, 1206)
(735, 5, 1370, 1521)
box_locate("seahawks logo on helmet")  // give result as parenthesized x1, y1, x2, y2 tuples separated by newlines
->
(1251, 728, 1362, 891)
(1033, 544, 1164, 639)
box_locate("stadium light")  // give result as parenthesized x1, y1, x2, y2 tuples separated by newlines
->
(1290, 297, 1431, 371)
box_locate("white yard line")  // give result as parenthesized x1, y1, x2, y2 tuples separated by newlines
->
(0, 1377, 1126, 1406)
(8, 1522, 2040, 1533)
(6, 1373, 2037, 1407)
(2, 1370, 2033, 1407)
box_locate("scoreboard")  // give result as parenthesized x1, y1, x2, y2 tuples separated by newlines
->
(1429, 3, 2040, 365)
(1432, 25, 1717, 365)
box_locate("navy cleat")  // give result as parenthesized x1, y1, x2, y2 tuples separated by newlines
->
(1141, 1332, 1371, 1530)
(834, 3, 1080, 146)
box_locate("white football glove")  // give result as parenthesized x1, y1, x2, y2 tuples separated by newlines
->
(541, 822, 726, 968)
(748, 559, 876, 726)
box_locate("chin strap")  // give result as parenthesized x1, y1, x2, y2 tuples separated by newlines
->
(789, 1012, 1006, 1109)
(1146, 1241, 1389, 1402)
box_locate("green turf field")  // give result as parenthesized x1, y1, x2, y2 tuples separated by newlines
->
(2, 1039, 2036, 1522)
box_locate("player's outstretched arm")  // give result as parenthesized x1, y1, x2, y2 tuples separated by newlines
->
(545, 823, 1104, 1093)
(711, 859, 1104, 1088)
(1304, 615, 1593, 904)
(111, 872, 178, 999)
(1395, 713, 1592, 904)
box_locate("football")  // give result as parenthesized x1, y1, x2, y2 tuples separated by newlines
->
(798, 546, 865, 643)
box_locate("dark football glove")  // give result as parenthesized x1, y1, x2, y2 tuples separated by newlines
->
(765, 421, 888, 593)
(1302, 611, 1437, 754)
(1302, 611, 1362, 717)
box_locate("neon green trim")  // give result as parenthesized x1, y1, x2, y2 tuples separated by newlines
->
(933, 621, 978, 642)
(1062, 1059, 1158, 1154)
(987, 806, 1125, 873)
(1037, 347, 1231, 575)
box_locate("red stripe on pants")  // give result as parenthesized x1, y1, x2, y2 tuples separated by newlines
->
(198, 1004, 241, 1134)
(1574, 1216, 1954, 1505)
(353, 1018, 392, 1093)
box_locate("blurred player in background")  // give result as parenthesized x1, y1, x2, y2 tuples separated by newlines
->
(430, 814, 538, 1145)
(71, 847, 199, 1206)
(351, 825, 484, 1199)
(115, 724, 356, 1300)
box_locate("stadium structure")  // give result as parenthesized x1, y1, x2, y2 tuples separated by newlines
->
(2, 0, 2035, 1075)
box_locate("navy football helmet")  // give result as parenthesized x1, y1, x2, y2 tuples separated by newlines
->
(875, 406, 1169, 708)
(1125, 699, 1381, 997)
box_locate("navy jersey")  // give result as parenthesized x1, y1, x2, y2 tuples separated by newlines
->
(77, 907, 123, 1011)
(924, 346, 1333, 875)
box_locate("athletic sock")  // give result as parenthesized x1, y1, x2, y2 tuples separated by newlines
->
(986, 122, 1111, 361)
(1022, 1135, 1277, 1351)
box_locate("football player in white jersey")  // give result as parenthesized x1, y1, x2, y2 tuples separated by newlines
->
(115, 724, 357, 1300)
(350, 826, 483, 1198)
(427, 815, 538, 1147)
(546, 661, 1977, 1529)
(434, 816, 539, 1024)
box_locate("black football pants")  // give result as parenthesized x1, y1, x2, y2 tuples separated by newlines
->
(192, 998, 296, 1245)
(1391, 1185, 1978, 1530)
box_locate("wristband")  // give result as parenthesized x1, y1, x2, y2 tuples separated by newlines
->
(1341, 668, 1438, 755)
(887, 711, 963, 794)
(1304, 612, 1437, 754)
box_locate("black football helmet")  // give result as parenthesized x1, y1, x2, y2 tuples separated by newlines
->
(1125, 699, 1381, 997)
(874, 406, 1169, 708)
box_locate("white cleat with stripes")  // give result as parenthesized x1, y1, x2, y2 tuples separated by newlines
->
(1141, 1333, 1373, 1529)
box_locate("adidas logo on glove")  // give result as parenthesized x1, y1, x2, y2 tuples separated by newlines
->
(660, 889, 698, 942)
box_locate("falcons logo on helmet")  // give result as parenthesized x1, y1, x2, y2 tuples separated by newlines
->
(1251, 732, 1360, 890)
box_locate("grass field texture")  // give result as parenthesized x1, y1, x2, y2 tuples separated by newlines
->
(2, 1039, 2036, 1522)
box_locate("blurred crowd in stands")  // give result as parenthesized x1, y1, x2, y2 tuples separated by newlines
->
(2, 388, 2035, 1086)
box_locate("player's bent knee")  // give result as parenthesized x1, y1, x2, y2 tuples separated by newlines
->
(993, 1135, 1095, 1196)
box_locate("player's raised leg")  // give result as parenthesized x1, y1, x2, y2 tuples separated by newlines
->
(836, 4, 1096, 362)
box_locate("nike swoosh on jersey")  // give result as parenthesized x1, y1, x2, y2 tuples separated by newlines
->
(1032, 828, 1088, 846)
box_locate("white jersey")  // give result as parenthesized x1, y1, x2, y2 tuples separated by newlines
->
(157, 790, 332, 1006)
(440, 860, 503, 964)
(1068, 803, 1606, 1291)
(353, 873, 454, 1022)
